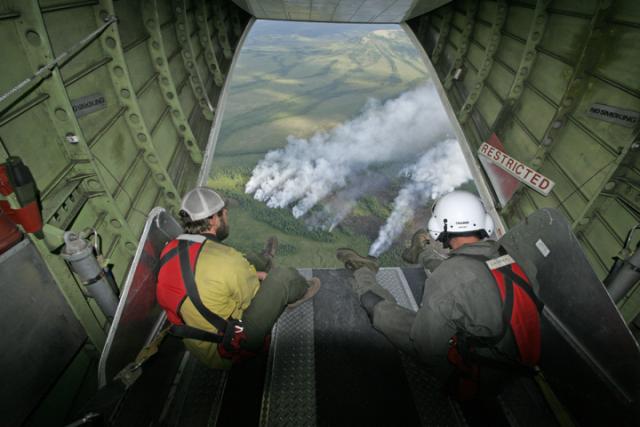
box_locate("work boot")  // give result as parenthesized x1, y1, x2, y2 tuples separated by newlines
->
(336, 248, 379, 273)
(287, 277, 321, 309)
(261, 236, 278, 259)
(402, 229, 430, 264)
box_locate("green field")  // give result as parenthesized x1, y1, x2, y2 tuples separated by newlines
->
(206, 169, 406, 268)
(208, 21, 431, 268)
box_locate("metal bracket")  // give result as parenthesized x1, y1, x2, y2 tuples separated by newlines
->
(431, 5, 454, 66)
(458, 0, 507, 125)
(196, 0, 225, 87)
(142, 0, 203, 164)
(173, 0, 215, 120)
(443, 0, 477, 90)
(95, 1, 182, 212)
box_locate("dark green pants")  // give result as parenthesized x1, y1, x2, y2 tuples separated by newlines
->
(241, 252, 308, 350)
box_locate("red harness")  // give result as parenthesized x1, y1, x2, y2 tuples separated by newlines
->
(156, 234, 257, 363)
(156, 235, 204, 325)
(447, 252, 543, 400)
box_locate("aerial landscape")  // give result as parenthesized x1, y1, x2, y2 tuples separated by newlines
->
(206, 20, 474, 267)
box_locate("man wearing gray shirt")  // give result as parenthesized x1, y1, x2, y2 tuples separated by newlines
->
(337, 190, 542, 399)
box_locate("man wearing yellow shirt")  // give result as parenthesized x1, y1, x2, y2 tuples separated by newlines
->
(157, 187, 320, 368)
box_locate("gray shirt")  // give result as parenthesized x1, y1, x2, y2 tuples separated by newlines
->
(371, 240, 537, 378)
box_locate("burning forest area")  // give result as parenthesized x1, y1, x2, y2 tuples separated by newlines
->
(209, 83, 476, 267)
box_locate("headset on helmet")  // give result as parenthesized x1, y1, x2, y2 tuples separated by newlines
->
(427, 190, 494, 246)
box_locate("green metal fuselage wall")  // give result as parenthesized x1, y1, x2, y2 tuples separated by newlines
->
(407, 0, 640, 322)
(0, 1, 248, 424)
(1, 0, 639, 424)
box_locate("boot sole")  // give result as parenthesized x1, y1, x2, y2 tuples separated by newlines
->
(287, 278, 321, 309)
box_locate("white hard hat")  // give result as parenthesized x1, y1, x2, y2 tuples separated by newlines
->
(180, 187, 225, 221)
(427, 190, 494, 241)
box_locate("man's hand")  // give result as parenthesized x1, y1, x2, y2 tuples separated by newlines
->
(256, 271, 268, 281)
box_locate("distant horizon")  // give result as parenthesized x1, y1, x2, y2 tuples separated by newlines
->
(248, 19, 400, 38)
(205, 17, 435, 267)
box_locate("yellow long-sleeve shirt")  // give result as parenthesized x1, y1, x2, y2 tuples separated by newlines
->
(180, 239, 260, 369)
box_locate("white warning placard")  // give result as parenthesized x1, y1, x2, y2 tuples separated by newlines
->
(478, 142, 555, 196)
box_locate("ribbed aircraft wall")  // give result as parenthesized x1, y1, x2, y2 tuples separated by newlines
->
(407, 0, 640, 323)
(0, 1, 249, 424)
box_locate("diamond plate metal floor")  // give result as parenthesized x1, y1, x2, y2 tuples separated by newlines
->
(260, 268, 464, 427)
(156, 267, 555, 427)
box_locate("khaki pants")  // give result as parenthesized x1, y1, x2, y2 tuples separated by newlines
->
(240, 252, 308, 350)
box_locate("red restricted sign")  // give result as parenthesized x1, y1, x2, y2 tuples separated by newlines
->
(478, 141, 555, 196)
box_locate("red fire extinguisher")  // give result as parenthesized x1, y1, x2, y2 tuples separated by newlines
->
(0, 207, 21, 254)
(0, 156, 43, 239)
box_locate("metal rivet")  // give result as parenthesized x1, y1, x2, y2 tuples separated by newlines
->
(125, 242, 136, 251)
(111, 219, 122, 228)
(105, 37, 116, 48)
(604, 181, 615, 191)
(120, 89, 130, 98)
(542, 136, 553, 146)
(146, 19, 155, 28)
(166, 192, 176, 199)
(161, 77, 170, 85)
(137, 133, 147, 142)
(147, 154, 158, 163)
(156, 173, 166, 181)
(25, 30, 41, 46)
(155, 58, 164, 66)
(152, 41, 160, 49)
(166, 92, 175, 99)
(179, 125, 186, 132)
(129, 114, 140, 123)
(55, 108, 68, 121)
(552, 120, 563, 129)
(113, 66, 124, 77)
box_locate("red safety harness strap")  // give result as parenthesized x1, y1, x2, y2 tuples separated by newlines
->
(162, 237, 251, 362)
(446, 248, 543, 400)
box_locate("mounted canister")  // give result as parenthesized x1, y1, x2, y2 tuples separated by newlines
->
(61, 231, 119, 320)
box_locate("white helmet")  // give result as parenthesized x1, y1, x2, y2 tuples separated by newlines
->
(427, 190, 494, 243)
(180, 187, 225, 221)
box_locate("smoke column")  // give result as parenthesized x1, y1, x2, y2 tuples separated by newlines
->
(305, 172, 387, 231)
(245, 84, 454, 218)
(368, 139, 472, 257)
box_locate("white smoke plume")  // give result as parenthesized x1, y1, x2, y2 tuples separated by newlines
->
(245, 84, 454, 218)
(305, 172, 387, 231)
(368, 139, 472, 257)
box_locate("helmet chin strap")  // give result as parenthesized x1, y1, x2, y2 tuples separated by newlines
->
(437, 219, 451, 249)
